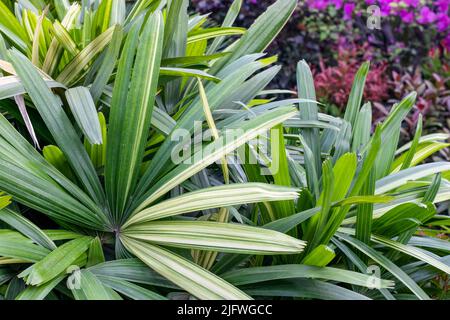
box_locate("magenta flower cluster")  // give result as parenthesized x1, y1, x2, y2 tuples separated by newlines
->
(305, 0, 450, 48)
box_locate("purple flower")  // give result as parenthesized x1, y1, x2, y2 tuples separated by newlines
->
(417, 6, 437, 24)
(379, 0, 394, 16)
(343, 2, 356, 20)
(404, 0, 420, 8)
(308, 0, 329, 10)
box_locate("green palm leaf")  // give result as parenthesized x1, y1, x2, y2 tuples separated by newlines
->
(105, 11, 163, 219)
(121, 236, 251, 300)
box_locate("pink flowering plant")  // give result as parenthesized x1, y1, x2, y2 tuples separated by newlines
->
(0, 0, 449, 302)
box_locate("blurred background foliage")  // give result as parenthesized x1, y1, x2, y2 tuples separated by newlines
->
(192, 0, 450, 149)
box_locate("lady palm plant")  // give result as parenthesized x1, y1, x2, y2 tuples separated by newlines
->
(0, 0, 448, 301)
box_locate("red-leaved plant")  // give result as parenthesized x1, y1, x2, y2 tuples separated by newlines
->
(313, 41, 390, 112)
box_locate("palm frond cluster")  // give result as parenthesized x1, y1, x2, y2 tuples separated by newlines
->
(0, 0, 448, 300)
